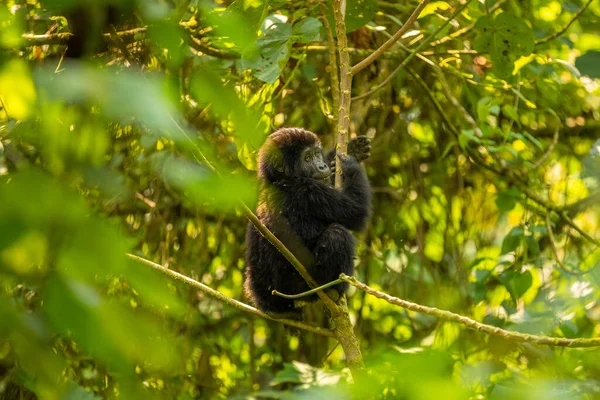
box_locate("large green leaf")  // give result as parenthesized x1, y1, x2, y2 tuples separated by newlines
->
(474, 12, 535, 78)
(242, 17, 292, 83)
(499, 269, 533, 303)
(325, 0, 378, 33)
(242, 16, 322, 83)
(292, 17, 322, 43)
(501, 227, 524, 254)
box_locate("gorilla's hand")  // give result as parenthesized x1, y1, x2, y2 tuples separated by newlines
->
(330, 152, 359, 176)
(348, 135, 371, 162)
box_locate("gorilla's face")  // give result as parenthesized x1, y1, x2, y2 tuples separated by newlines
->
(297, 145, 330, 180)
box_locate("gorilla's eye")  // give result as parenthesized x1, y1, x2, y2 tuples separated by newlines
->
(304, 154, 312, 162)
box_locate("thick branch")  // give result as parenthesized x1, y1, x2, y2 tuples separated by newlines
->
(341, 274, 600, 347)
(351, 0, 431, 76)
(126, 254, 334, 337)
(320, 2, 340, 145)
(240, 204, 337, 310)
(332, 0, 352, 188)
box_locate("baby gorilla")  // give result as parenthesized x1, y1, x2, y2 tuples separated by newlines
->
(244, 128, 371, 317)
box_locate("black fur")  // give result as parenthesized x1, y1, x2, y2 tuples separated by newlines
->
(244, 128, 371, 316)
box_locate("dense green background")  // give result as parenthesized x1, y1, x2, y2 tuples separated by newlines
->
(1, 0, 599, 398)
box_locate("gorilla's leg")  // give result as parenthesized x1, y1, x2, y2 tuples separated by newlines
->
(312, 223, 355, 294)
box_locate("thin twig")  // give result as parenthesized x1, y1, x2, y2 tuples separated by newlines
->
(241, 204, 338, 310)
(411, 64, 600, 248)
(428, 0, 506, 47)
(352, 0, 472, 102)
(21, 27, 146, 45)
(535, 0, 594, 46)
(545, 215, 587, 276)
(529, 127, 559, 171)
(351, 0, 431, 76)
(126, 254, 334, 337)
(341, 274, 600, 347)
(272, 279, 344, 299)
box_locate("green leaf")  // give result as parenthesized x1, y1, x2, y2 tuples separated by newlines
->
(418, 1, 451, 19)
(575, 51, 600, 79)
(242, 18, 292, 83)
(271, 361, 346, 386)
(203, 0, 264, 52)
(292, 17, 322, 43)
(495, 188, 520, 212)
(474, 268, 491, 282)
(525, 235, 540, 257)
(473, 13, 535, 78)
(559, 320, 579, 338)
(501, 227, 524, 254)
(552, 59, 581, 78)
(191, 67, 264, 149)
(502, 104, 520, 124)
(523, 132, 543, 150)
(458, 129, 480, 149)
(325, 0, 378, 33)
(499, 269, 532, 301)
(34, 63, 183, 136)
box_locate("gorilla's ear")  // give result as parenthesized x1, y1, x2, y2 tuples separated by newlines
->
(258, 143, 286, 182)
(269, 147, 284, 173)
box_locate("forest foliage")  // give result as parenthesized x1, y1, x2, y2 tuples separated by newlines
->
(1, 0, 600, 399)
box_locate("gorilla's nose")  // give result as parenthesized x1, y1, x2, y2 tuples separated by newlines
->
(318, 162, 329, 172)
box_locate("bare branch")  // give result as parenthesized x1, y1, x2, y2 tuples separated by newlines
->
(352, 0, 472, 102)
(341, 274, 600, 347)
(428, 0, 505, 47)
(332, 0, 353, 188)
(127, 254, 335, 337)
(411, 64, 600, 248)
(535, 0, 594, 46)
(351, 0, 431, 76)
(529, 127, 559, 171)
(272, 279, 344, 299)
(320, 2, 340, 145)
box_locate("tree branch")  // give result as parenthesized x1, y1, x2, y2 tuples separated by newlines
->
(351, 0, 431, 76)
(328, 0, 365, 373)
(272, 279, 344, 299)
(545, 214, 589, 276)
(535, 0, 594, 46)
(240, 204, 338, 310)
(332, 0, 352, 188)
(126, 254, 335, 337)
(21, 27, 146, 46)
(352, 0, 472, 102)
(528, 127, 559, 171)
(411, 63, 600, 248)
(428, 0, 505, 47)
(341, 274, 600, 347)
(320, 2, 341, 145)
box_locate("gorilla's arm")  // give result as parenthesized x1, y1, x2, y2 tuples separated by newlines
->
(283, 156, 371, 231)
